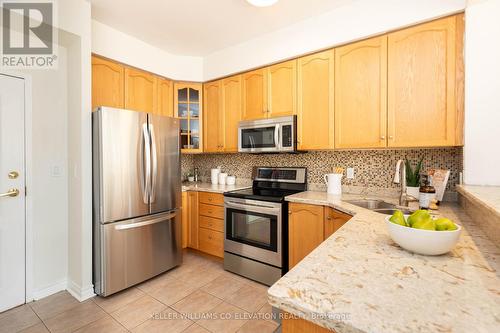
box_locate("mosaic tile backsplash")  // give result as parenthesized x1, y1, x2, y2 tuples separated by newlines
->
(182, 148, 463, 193)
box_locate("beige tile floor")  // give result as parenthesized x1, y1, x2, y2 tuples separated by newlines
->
(0, 250, 279, 333)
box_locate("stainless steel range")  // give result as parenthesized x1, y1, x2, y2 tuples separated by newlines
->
(223, 167, 307, 286)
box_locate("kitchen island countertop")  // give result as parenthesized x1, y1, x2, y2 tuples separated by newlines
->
(268, 191, 500, 333)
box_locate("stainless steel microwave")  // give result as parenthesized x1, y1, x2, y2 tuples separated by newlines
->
(238, 116, 296, 153)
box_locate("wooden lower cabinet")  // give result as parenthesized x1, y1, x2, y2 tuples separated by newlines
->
(324, 207, 351, 239)
(186, 191, 224, 258)
(187, 191, 199, 249)
(289, 203, 352, 268)
(282, 312, 335, 333)
(199, 227, 224, 257)
(181, 192, 188, 249)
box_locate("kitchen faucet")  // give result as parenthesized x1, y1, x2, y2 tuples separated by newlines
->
(394, 160, 418, 207)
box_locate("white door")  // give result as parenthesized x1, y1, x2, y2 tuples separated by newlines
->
(0, 74, 26, 312)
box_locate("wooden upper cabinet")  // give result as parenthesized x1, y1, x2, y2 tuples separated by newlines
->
(242, 68, 267, 120)
(289, 203, 324, 269)
(268, 59, 297, 118)
(203, 80, 224, 152)
(124, 67, 157, 113)
(335, 36, 388, 149)
(222, 75, 242, 152)
(388, 16, 457, 147)
(175, 83, 203, 153)
(157, 77, 173, 117)
(297, 50, 334, 150)
(91, 56, 124, 111)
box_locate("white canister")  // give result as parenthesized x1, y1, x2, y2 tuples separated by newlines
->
(406, 186, 420, 200)
(324, 173, 342, 195)
(218, 173, 228, 185)
(211, 168, 220, 185)
(226, 175, 236, 185)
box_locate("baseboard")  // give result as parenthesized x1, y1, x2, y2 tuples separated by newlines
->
(67, 279, 95, 302)
(31, 279, 67, 301)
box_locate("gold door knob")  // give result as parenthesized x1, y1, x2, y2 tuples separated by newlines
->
(0, 188, 19, 198)
(8, 171, 19, 179)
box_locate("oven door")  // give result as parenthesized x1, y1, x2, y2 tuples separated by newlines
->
(238, 124, 279, 153)
(224, 197, 282, 267)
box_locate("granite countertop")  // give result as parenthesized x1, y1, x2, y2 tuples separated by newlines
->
(457, 184, 500, 217)
(268, 191, 500, 333)
(181, 181, 250, 194)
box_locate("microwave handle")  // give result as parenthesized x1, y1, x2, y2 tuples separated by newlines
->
(275, 124, 280, 149)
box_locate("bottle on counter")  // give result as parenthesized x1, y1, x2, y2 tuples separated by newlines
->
(419, 175, 436, 209)
(194, 167, 199, 182)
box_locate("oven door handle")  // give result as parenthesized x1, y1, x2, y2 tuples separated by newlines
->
(225, 201, 280, 213)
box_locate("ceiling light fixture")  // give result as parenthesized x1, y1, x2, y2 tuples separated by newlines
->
(246, 0, 279, 7)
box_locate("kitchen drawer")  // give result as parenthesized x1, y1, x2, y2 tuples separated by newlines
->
(199, 203, 225, 219)
(199, 192, 224, 206)
(199, 227, 223, 258)
(199, 215, 224, 232)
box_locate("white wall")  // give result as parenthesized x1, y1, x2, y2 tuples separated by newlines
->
(4, 0, 93, 301)
(463, 0, 500, 186)
(203, 0, 466, 80)
(92, 20, 203, 81)
(19, 45, 69, 298)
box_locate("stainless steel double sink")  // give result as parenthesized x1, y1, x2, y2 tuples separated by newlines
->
(344, 199, 413, 215)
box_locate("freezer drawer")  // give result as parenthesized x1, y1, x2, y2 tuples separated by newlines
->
(95, 210, 181, 296)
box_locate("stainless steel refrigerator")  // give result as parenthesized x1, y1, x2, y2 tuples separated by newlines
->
(92, 106, 182, 296)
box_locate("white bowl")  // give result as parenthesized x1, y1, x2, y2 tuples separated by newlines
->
(385, 215, 462, 255)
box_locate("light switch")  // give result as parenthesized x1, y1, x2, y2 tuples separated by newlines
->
(346, 167, 355, 179)
(51, 165, 62, 177)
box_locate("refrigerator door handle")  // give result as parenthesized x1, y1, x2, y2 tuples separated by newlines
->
(149, 123, 158, 203)
(141, 123, 151, 204)
(114, 211, 177, 230)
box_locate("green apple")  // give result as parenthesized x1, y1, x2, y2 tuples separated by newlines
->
(435, 218, 458, 231)
(389, 210, 408, 227)
(407, 209, 431, 227)
(412, 216, 436, 230)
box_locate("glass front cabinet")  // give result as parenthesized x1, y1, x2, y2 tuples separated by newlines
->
(174, 82, 203, 153)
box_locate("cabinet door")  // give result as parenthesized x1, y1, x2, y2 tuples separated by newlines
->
(124, 67, 157, 113)
(181, 192, 188, 249)
(242, 68, 267, 120)
(388, 16, 457, 147)
(335, 36, 388, 148)
(91, 56, 124, 111)
(268, 60, 297, 118)
(157, 77, 173, 117)
(324, 207, 351, 239)
(289, 203, 324, 268)
(203, 81, 223, 152)
(187, 191, 199, 249)
(297, 50, 334, 150)
(175, 83, 203, 153)
(222, 75, 242, 152)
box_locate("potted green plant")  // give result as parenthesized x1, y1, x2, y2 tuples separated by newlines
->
(405, 157, 423, 199)
(186, 172, 194, 182)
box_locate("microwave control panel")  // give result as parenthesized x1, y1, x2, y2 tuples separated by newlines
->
(282, 125, 292, 147)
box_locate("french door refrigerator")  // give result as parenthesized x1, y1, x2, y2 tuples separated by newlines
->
(92, 107, 181, 296)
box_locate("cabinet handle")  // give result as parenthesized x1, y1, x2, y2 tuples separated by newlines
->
(389, 135, 394, 140)
(288, 211, 292, 214)
(327, 216, 331, 220)
(380, 136, 385, 140)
